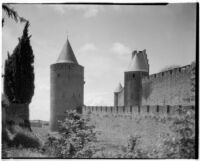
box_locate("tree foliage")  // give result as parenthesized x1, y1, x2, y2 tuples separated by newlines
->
(43, 110, 98, 158)
(4, 22, 34, 104)
(160, 108, 196, 158)
(2, 4, 27, 27)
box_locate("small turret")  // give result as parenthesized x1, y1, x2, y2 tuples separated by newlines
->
(114, 83, 124, 106)
(114, 83, 123, 93)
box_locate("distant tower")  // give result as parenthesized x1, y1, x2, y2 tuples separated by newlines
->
(114, 83, 123, 106)
(50, 37, 84, 131)
(124, 50, 149, 106)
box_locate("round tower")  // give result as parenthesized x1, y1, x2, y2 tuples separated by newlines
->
(124, 50, 149, 106)
(50, 37, 84, 131)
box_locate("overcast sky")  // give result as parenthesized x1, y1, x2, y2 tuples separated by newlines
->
(2, 3, 196, 121)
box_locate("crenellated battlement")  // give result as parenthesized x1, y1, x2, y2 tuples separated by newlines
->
(82, 105, 194, 116)
(142, 64, 192, 83)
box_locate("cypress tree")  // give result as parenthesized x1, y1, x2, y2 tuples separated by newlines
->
(4, 21, 34, 104)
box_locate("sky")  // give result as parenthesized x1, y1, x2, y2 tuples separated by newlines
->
(2, 3, 196, 121)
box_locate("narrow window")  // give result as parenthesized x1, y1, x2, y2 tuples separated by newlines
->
(147, 105, 150, 113)
(157, 105, 159, 113)
(138, 106, 140, 113)
(132, 74, 135, 78)
(167, 105, 170, 114)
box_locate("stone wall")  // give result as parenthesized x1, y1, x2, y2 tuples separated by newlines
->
(142, 65, 194, 106)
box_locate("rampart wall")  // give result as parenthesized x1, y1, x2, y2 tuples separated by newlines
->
(141, 65, 194, 106)
(82, 105, 194, 116)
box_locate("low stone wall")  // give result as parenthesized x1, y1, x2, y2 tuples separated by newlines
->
(82, 105, 194, 116)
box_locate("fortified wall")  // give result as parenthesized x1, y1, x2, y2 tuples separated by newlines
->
(141, 65, 193, 106)
(83, 105, 194, 116)
(114, 49, 194, 107)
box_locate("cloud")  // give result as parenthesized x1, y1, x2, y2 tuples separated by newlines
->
(50, 5, 104, 18)
(85, 92, 112, 106)
(38, 84, 50, 91)
(78, 43, 97, 53)
(111, 42, 131, 56)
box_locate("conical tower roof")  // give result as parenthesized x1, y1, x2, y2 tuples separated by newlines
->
(127, 50, 149, 72)
(57, 38, 78, 64)
(114, 83, 123, 93)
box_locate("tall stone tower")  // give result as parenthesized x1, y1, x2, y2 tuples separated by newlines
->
(124, 50, 149, 106)
(50, 37, 84, 131)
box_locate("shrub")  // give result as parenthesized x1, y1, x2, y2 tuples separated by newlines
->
(2, 143, 8, 158)
(159, 108, 196, 158)
(4, 125, 41, 149)
(3, 146, 47, 158)
(43, 110, 98, 158)
(121, 135, 149, 158)
(2, 128, 10, 144)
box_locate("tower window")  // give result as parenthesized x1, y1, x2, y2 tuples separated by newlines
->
(132, 74, 135, 78)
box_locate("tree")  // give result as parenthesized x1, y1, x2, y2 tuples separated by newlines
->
(4, 21, 34, 104)
(43, 110, 98, 158)
(161, 108, 195, 158)
(2, 4, 27, 27)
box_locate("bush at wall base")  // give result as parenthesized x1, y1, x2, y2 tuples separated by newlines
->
(43, 110, 98, 158)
